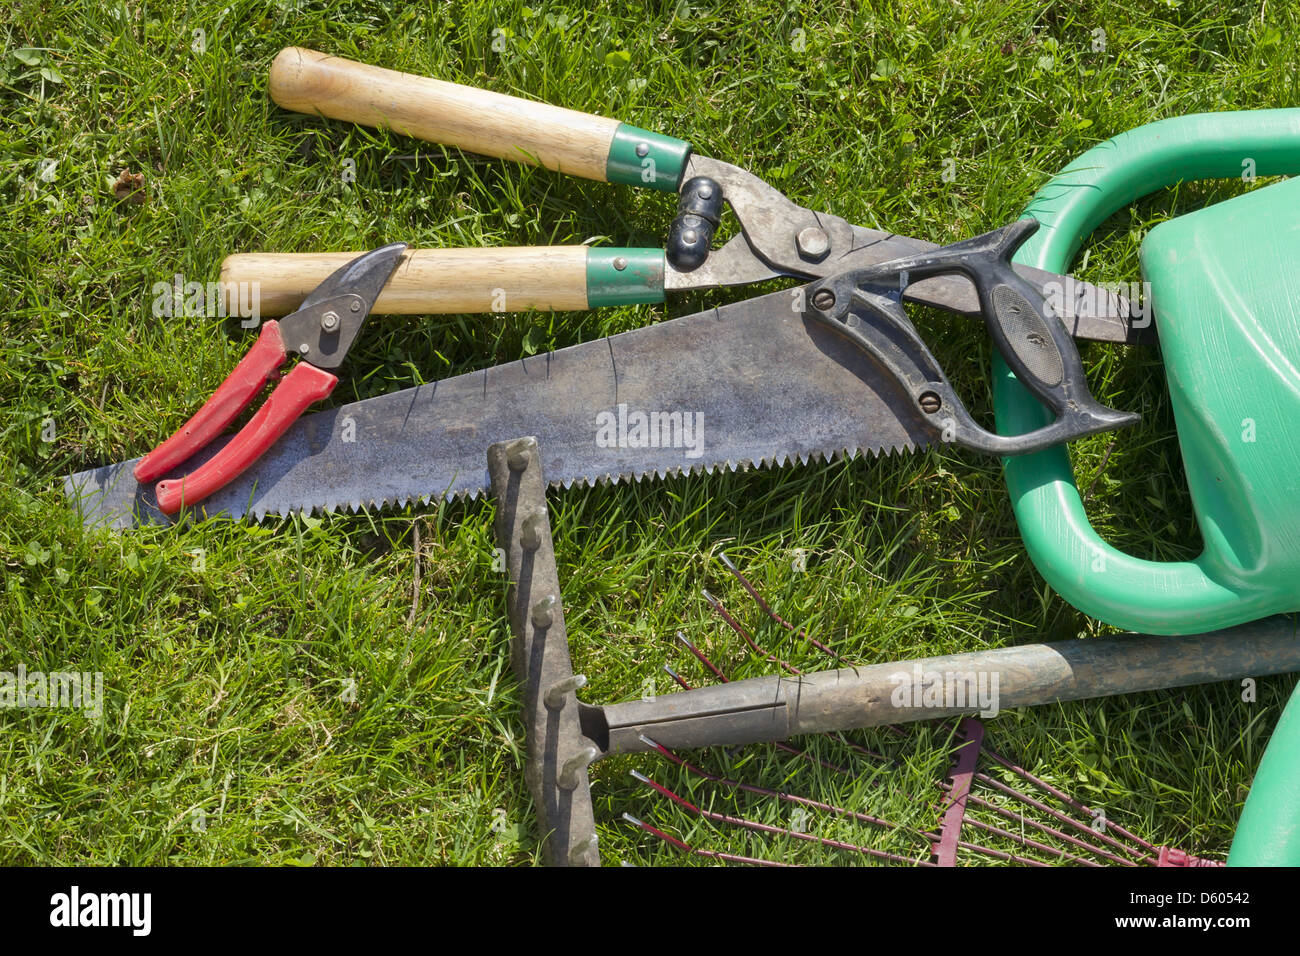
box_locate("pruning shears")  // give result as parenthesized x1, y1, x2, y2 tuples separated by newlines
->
(134, 243, 406, 513)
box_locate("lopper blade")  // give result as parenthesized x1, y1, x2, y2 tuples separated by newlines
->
(64, 287, 931, 529)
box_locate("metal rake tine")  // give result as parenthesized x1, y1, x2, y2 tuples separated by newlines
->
(938, 782, 1140, 866)
(935, 719, 1152, 866)
(979, 747, 1159, 860)
(951, 815, 1106, 867)
(621, 813, 790, 867)
(630, 770, 936, 867)
(829, 732, 891, 763)
(702, 588, 801, 675)
(663, 663, 691, 691)
(640, 736, 901, 834)
(718, 552, 847, 662)
(966, 771, 1151, 864)
(933, 834, 1054, 867)
(674, 631, 729, 682)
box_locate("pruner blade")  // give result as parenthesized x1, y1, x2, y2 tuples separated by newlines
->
(133, 242, 408, 514)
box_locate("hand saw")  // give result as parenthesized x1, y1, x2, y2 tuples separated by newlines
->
(64, 49, 1146, 528)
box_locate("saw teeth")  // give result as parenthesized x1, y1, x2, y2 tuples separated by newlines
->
(259, 432, 926, 524)
(96, 435, 926, 527)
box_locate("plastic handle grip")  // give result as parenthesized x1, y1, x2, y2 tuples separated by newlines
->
(154, 362, 338, 515)
(993, 109, 1300, 634)
(134, 321, 289, 483)
(803, 219, 1138, 456)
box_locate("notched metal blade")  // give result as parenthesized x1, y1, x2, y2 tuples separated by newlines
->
(299, 242, 409, 311)
(64, 288, 933, 530)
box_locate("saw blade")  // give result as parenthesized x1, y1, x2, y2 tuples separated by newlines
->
(64, 288, 932, 529)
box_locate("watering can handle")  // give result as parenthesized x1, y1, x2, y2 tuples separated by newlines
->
(995, 109, 1300, 635)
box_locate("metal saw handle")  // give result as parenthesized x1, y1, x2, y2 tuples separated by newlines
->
(269, 47, 689, 192)
(803, 219, 1139, 456)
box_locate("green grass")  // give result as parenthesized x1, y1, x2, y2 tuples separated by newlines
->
(2, 0, 1297, 865)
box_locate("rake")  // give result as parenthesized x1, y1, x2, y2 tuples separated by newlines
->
(621, 558, 1229, 866)
(626, 628, 1218, 867)
(487, 436, 1300, 866)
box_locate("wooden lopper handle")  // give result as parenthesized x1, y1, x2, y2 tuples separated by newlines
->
(268, 47, 689, 189)
(219, 247, 667, 316)
(224, 247, 585, 315)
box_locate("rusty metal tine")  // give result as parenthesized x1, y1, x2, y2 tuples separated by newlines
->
(631, 771, 936, 866)
(663, 664, 691, 691)
(956, 816, 1106, 866)
(675, 631, 729, 682)
(718, 553, 847, 662)
(701, 589, 802, 675)
(980, 748, 1159, 858)
(946, 836, 1054, 867)
(640, 736, 900, 833)
(969, 770, 1153, 864)
(622, 814, 792, 866)
(837, 736, 890, 762)
(951, 786, 1139, 866)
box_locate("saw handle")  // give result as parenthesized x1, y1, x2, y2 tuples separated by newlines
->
(269, 47, 689, 191)
(803, 219, 1139, 456)
(996, 108, 1300, 635)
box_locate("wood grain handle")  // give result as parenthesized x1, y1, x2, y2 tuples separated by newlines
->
(221, 247, 592, 316)
(270, 46, 620, 179)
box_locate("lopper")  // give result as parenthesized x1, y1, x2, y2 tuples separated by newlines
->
(62, 51, 1300, 866)
(125, 48, 1143, 516)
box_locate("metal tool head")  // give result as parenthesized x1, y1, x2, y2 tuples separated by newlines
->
(666, 156, 1147, 345)
(488, 437, 602, 867)
(278, 242, 408, 370)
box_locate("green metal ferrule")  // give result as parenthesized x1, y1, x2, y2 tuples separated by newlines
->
(585, 248, 666, 307)
(605, 124, 691, 192)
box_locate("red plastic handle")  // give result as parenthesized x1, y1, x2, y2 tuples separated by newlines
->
(134, 321, 289, 483)
(154, 362, 338, 515)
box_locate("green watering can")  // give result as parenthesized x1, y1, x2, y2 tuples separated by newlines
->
(1229, 682, 1300, 866)
(999, 113, 1300, 866)
(997, 109, 1300, 637)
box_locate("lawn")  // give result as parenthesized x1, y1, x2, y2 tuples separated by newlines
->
(1, 0, 1297, 865)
